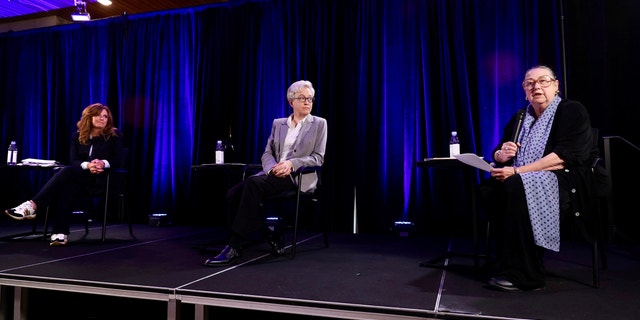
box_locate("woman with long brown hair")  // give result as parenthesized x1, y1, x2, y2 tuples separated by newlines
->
(5, 103, 125, 246)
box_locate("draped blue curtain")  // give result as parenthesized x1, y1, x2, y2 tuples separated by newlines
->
(2, 0, 610, 234)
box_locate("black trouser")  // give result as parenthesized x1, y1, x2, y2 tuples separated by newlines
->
(32, 165, 105, 235)
(225, 173, 295, 249)
(480, 173, 570, 289)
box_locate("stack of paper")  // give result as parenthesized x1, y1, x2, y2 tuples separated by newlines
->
(20, 158, 59, 167)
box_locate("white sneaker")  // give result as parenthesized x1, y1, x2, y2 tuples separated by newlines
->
(5, 201, 37, 220)
(50, 234, 68, 247)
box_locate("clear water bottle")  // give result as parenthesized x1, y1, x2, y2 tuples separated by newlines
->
(215, 140, 224, 164)
(7, 141, 18, 165)
(449, 131, 460, 157)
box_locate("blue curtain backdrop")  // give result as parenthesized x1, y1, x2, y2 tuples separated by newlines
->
(0, 0, 635, 235)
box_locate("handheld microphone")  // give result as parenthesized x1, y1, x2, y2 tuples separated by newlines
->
(511, 109, 526, 143)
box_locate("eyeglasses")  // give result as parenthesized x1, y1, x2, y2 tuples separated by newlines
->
(522, 75, 556, 90)
(294, 96, 315, 103)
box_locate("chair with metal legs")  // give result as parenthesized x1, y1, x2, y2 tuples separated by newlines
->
(245, 165, 328, 258)
(43, 148, 133, 242)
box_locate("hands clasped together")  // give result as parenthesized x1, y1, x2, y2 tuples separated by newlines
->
(88, 159, 106, 174)
(270, 160, 293, 178)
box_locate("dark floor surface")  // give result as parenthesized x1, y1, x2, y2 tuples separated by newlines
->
(1, 218, 639, 320)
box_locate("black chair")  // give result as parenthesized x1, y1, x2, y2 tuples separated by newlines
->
(601, 134, 640, 244)
(43, 148, 133, 242)
(579, 128, 609, 288)
(246, 165, 328, 258)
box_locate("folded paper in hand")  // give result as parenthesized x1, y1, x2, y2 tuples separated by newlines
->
(21, 158, 59, 167)
(453, 153, 493, 172)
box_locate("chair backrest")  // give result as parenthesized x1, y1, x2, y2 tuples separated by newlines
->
(297, 166, 322, 194)
(119, 147, 129, 169)
(590, 129, 610, 197)
(108, 147, 129, 193)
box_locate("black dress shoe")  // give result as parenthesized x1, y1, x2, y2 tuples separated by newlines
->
(204, 245, 241, 266)
(488, 276, 522, 292)
(488, 276, 545, 292)
(266, 230, 285, 255)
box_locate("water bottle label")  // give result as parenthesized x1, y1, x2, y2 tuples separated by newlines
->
(449, 144, 460, 157)
(215, 151, 224, 164)
(7, 151, 17, 165)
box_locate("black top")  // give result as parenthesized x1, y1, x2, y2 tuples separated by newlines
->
(69, 130, 125, 169)
(493, 99, 601, 241)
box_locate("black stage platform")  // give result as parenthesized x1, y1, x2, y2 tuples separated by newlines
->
(1, 218, 639, 320)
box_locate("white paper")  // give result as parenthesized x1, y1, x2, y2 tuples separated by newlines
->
(21, 158, 58, 166)
(453, 153, 493, 172)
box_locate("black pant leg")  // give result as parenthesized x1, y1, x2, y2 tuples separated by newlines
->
(230, 174, 294, 240)
(32, 166, 98, 235)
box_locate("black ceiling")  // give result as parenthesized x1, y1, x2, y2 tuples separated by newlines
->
(0, 0, 227, 25)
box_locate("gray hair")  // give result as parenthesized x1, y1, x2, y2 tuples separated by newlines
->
(287, 80, 315, 100)
(525, 65, 556, 79)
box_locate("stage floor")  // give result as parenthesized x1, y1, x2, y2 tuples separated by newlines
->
(0, 219, 639, 320)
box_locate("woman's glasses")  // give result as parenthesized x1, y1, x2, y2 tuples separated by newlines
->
(522, 75, 556, 90)
(295, 96, 315, 103)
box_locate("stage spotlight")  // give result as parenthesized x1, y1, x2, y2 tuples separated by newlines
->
(148, 212, 171, 227)
(265, 216, 282, 231)
(71, 12, 90, 21)
(71, 0, 91, 21)
(393, 220, 415, 237)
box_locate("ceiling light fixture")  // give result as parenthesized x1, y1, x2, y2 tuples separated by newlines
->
(97, 0, 112, 5)
(71, 0, 90, 21)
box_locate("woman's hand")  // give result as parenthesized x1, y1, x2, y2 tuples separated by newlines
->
(89, 159, 105, 174)
(490, 166, 517, 182)
(270, 160, 293, 178)
(495, 142, 519, 162)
